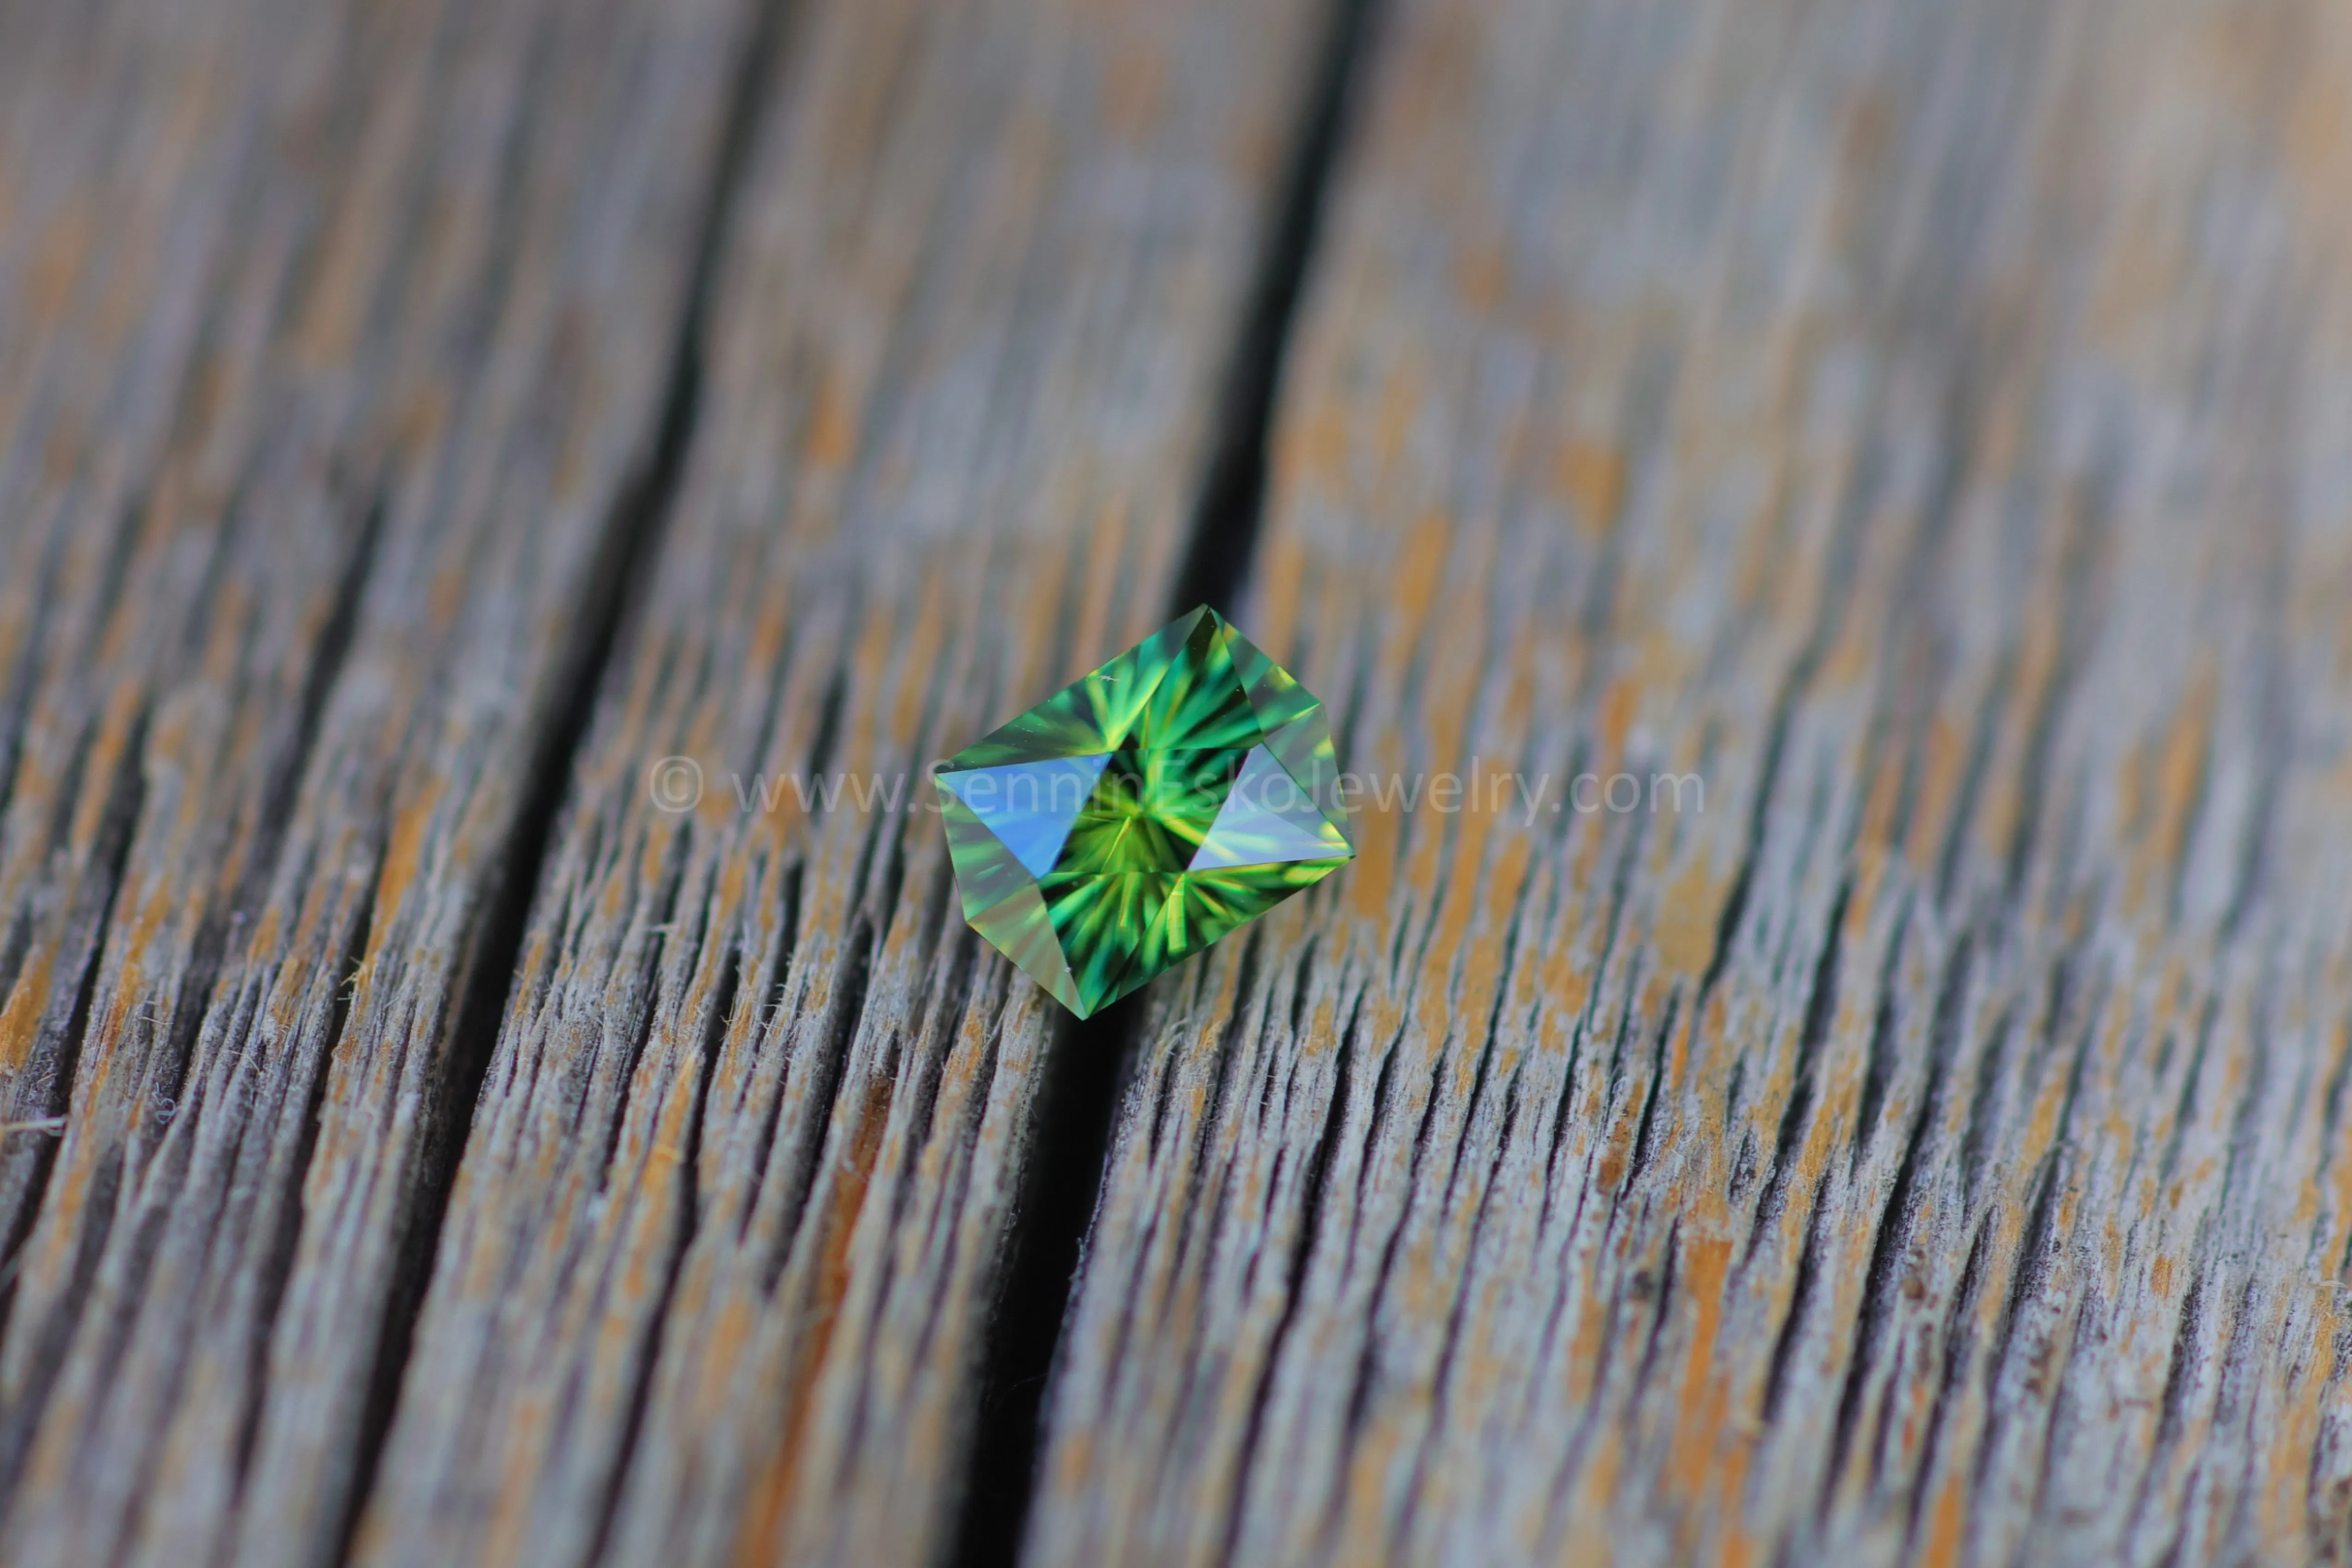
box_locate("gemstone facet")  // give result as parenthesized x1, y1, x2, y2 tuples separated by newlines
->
(938, 607, 1354, 1018)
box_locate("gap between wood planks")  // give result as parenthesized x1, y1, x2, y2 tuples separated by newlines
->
(318, 0, 802, 1557)
(948, 0, 1388, 1562)
(0, 0, 1384, 1556)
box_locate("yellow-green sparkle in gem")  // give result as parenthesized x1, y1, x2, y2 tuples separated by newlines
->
(937, 607, 1353, 1018)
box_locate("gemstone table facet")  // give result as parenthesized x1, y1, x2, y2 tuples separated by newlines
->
(937, 606, 1354, 1018)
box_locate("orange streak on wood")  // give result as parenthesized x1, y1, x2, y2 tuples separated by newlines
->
(734, 1073, 895, 1568)
(1558, 1433, 1621, 1568)
(1920, 1469, 1967, 1568)
(1390, 514, 1452, 664)
(0, 949, 54, 1075)
(806, 371, 858, 470)
(2140, 663, 2215, 912)
(1254, 529, 1307, 662)
(72, 682, 144, 850)
(1455, 248, 1508, 312)
(1554, 440, 1625, 540)
(1596, 677, 1635, 772)
(1010, 533, 1075, 699)
(1279, 406, 1348, 499)
(1904, 715, 1964, 874)
(1655, 860, 1724, 980)
(1376, 365, 1423, 475)
(26, 197, 90, 323)
(1071, 498, 1126, 672)
(372, 780, 444, 938)
(893, 567, 949, 747)
(1349, 734, 1403, 923)
(2263, 1295, 2336, 1547)
(1105, 44, 1169, 143)
(1668, 1229, 1740, 1556)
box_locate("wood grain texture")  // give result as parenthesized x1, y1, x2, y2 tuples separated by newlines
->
(1026, 0, 2352, 1564)
(0, 0, 754, 1562)
(7, 0, 2351, 1563)
(350, 1, 1329, 1564)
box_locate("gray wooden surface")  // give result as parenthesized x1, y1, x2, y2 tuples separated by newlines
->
(0, 0, 754, 1562)
(3, 0, 2350, 1564)
(1031, 0, 2352, 1561)
(355, 1, 1324, 1564)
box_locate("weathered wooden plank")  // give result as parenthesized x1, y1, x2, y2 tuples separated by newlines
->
(350, 1, 1330, 1564)
(1027, 0, 2352, 1564)
(0, 0, 757, 1563)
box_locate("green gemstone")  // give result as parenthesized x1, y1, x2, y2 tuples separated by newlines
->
(938, 606, 1354, 1018)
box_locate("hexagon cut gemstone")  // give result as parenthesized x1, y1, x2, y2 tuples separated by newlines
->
(936, 606, 1353, 1018)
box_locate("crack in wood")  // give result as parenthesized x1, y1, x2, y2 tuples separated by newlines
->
(327, 0, 799, 1552)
